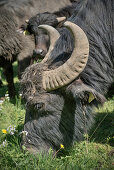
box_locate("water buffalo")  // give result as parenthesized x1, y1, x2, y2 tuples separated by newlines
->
(21, 2, 78, 60)
(1, 0, 72, 27)
(21, 0, 113, 154)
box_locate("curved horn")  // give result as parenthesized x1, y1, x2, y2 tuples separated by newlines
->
(38, 25, 60, 63)
(42, 21, 89, 91)
(56, 17, 66, 23)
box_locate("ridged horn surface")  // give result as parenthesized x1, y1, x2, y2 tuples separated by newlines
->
(42, 21, 89, 91)
(38, 25, 60, 63)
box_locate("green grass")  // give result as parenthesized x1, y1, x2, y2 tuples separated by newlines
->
(90, 97, 114, 146)
(0, 63, 114, 170)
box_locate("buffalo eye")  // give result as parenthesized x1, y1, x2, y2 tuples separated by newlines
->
(34, 103, 44, 110)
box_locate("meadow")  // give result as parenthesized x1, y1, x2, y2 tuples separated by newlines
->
(0, 62, 114, 170)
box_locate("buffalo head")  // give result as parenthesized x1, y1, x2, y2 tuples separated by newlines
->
(21, 21, 105, 154)
(21, 12, 66, 60)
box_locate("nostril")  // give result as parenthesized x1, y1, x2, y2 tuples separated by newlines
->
(38, 49, 43, 54)
(33, 49, 43, 55)
(34, 103, 44, 110)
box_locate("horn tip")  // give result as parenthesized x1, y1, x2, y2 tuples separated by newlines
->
(64, 21, 72, 26)
(25, 19, 29, 23)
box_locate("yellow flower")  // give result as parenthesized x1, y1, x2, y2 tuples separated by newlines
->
(2, 129, 7, 134)
(60, 144, 64, 149)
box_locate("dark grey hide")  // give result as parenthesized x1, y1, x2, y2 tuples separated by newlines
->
(21, 63, 105, 154)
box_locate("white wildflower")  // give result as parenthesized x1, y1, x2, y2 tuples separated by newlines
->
(19, 131, 28, 136)
(7, 125, 16, 135)
(5, 94, 9, 97)
(2, 139, 8, 147)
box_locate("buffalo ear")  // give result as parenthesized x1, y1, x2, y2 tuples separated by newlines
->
(88, 92, 95, 103)
(16, 24, 28, 34)
(56, 17, 66, 23)
(23, 30, 30, 36)
(66, 79, 106, 105)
